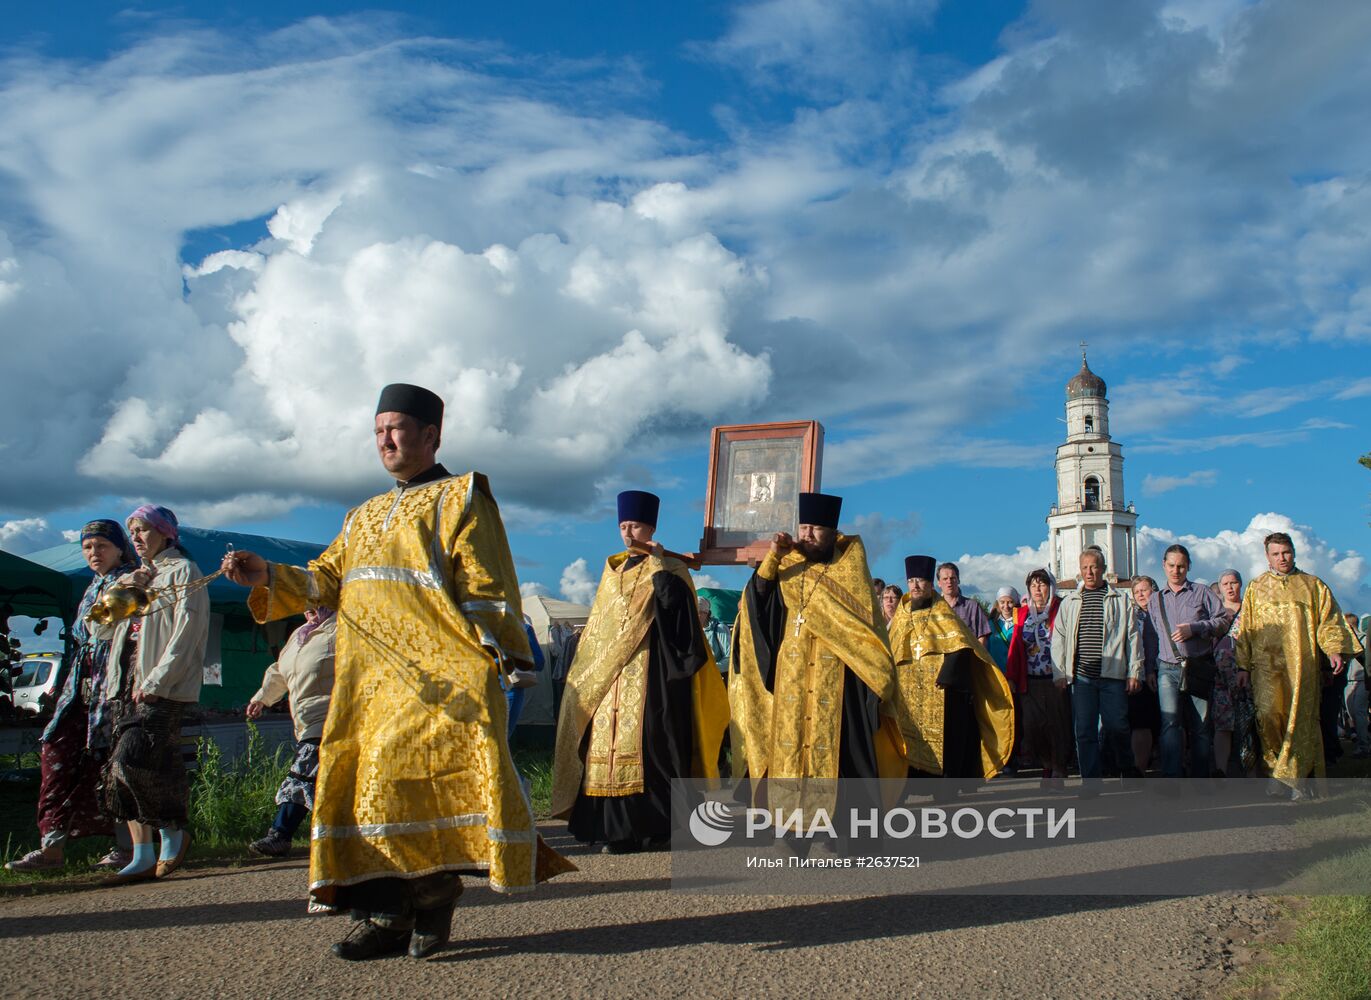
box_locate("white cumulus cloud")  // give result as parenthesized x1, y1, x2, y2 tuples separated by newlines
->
(559, 557, 599, 605)
(1, 3, 1370, 539)
(0, 518, 69, 555)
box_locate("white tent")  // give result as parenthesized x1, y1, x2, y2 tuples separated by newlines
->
(519, 594, 591, 725)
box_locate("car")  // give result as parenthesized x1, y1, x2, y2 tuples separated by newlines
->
(12, 654, 62, 719)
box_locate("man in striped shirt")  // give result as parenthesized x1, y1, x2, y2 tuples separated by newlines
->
(1051, 547, 1145, 796)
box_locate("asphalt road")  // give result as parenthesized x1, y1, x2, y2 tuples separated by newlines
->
(0, 820, 1281, 1000)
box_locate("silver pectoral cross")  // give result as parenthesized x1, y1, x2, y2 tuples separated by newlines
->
(912, 638, 926, 659)
(793, 614, 805, 637)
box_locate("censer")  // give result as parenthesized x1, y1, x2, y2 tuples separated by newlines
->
(85, 584, 155, 625)
(84, 547, 231, 625)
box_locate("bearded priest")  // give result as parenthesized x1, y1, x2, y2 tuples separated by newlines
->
(731, 493, 906, 828)
(551, 491, 728, 854)
(889, 555, 1015, 794)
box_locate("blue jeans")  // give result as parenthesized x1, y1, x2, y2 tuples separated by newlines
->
(505, 685, 527, 741)
(1157, 661, 1211, 778)
(1072, 675, 1130, 784)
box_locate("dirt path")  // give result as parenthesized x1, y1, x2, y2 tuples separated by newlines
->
(0, 823, 1281, 1000)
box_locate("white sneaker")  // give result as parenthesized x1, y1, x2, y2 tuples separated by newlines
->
(94, 847, 132, 870)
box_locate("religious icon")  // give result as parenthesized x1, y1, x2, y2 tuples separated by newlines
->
(699, 421, 824, 565)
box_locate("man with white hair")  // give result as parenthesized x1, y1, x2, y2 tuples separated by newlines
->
(1051, 547, 1144, 795)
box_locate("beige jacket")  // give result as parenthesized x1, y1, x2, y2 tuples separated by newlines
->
(102, 546, 210, 703)
(252, 617, 336, 741)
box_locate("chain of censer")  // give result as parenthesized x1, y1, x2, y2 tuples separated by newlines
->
(128, 566, 227, 620)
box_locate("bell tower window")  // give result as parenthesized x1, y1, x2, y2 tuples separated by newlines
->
(1084, 414, 1094, 434)
(1083, 477, 1100, 511)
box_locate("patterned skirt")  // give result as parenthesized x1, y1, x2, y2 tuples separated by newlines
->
(100, 699, 190, 828)
(37, 704, 112, 848)
(1211, 655, 1240, 732)
(275, 739, 320, 810)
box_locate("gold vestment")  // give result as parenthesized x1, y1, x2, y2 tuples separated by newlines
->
(249, 471, 574, 901)
(1235, 570, 1363, 788)
(887, 595, 1015, 777)
(731, 535, 905, 815)
(550, 553, 728, 818)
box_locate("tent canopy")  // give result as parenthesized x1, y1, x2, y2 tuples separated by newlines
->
(697, 587, 742, 626)
(523, 594, 590, 644)
(24, 525, 327, 619)
(0, 549, 77, 621)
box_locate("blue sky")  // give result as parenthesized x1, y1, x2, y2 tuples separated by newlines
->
(1, 0, 1368, 623)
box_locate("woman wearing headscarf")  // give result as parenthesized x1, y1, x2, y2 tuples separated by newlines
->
(99, 504, 209, 884)
(987, 587, 1019, 671)
(1005, 569, 1070, 791)
(1212, 570, 1245, 776)
(5, 521, 138, 872)
(246, 606, 336, 858)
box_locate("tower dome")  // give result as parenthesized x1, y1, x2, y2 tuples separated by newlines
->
(1066, 350, 1106, 399)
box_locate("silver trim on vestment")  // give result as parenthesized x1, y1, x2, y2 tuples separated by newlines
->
(342, 565, 442, 590)
(312, 811, 535, 843)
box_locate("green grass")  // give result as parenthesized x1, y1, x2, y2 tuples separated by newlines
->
(1237, 896, 1371, 1000)
(513, 746, 554, 817)
(186, 722, 292, 849)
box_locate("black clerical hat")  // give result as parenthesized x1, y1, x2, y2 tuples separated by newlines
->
(904, 555, 936, 581)
(797, 492, 842, 530)
(376, 383, 444, 428)
(617, 490, 660, 527)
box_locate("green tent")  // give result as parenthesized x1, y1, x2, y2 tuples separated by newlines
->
(0, 549, 76, 621)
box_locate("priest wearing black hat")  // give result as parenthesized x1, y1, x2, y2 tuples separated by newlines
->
(223, 383, 573, 961)
(731, 493, 906, 833)
(551, 490, 728, 853)
(888, 555, 1014, 796)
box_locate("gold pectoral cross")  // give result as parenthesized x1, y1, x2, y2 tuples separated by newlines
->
(912, 638, 926, 659)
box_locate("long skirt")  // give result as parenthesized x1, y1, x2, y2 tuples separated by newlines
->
(1022, 676, 1072, 774)
(1211, 656, 1239, 732)
(100, 699, 190, 828)
(37, 704, 111, 849)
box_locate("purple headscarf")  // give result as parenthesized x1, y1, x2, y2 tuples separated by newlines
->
(296, 607, 336, 646)
(126, 504, 179, 543)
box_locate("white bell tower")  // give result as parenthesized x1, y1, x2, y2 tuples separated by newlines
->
(1046, 345, 1138, 585)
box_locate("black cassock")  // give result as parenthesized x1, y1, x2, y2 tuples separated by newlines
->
(568, 557, 706, 845)
(931, 647, 983, 781)
(739, 569, 886, 791)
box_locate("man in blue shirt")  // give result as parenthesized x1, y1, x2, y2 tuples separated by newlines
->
(697, 597, 731, 678)
(1148, 544, 1233, 781)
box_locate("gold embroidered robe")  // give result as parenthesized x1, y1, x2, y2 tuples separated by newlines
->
(248, 470, 574, 901)
(550, 552, 728, 818)
(887, 595, 1015, 777)
(1235, 570, 1363, 787)
(731, 535, 905, 816)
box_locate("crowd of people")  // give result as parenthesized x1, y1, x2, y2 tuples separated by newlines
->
(883, 543, 1369, 800)
(5, 379, 1367, 964)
